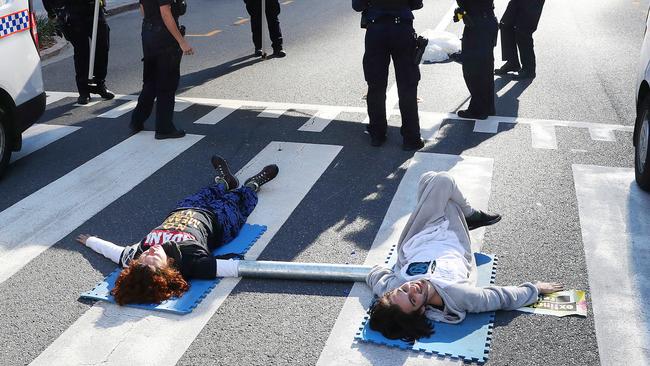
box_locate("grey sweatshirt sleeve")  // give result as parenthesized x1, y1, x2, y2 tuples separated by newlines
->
(444, 282, 539, 313)
(366, 265, 404, 297)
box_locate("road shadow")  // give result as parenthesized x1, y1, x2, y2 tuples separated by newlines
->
(177, 54, 264, 94)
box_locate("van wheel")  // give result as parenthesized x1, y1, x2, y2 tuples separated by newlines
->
(636, 96, 650, 191)
(0, 106, 12, 179)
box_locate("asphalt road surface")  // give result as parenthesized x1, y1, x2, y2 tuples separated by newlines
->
(1, 0, 649, 365)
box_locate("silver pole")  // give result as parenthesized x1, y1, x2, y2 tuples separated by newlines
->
(260, 0, 267, 58)
(88, 0, 100, 80)
(237, 260, 372, 282)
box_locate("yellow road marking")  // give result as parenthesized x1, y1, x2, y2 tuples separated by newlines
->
(233, 17, 250, 25)
(186, 29, 222, 37)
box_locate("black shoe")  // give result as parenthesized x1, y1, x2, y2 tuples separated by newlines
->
(77, 94, 90, 105)
(90, 82, 115, 100)
(466, 210, 502, 230)
(244, 164, 279, 192)
(273, 49, 286, 58)
(370, 134, 386, 147)
(494, 62, 521, 75)
(402, 138, 425, 151)
(254, 49, 263, 57)
(457, 109, 488, 120)
(154, 129, 186, 140)
(128, 121, 144, 135)
(211, 155, 239, 190)
(513, 69, 536, 80)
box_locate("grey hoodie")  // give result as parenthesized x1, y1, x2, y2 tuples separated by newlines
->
(366, 172, 539, 324)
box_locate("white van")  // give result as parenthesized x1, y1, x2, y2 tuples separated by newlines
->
(0, 0, 45, 178)
(635, 7, 650, 192)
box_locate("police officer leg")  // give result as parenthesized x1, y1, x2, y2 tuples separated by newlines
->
(130, 55, 157, 133)
(266, 0, 284, 55)
(515, 28, 535, 72)
(363, 24, 390, 146)
(495, 0, 520, 74)
(154, 48, 184, 139)
(391, 26, 422, 149)
(244, 0, 262, 53)
(66, 20, 92, 103)
(91, 15, 114, 99)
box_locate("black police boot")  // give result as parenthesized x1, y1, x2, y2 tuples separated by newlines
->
(254, 49, 263, 57)
(90, 81, 115, 100)
(77, 94, 91, 105)
(465, 210, 501, 230)
(211, 155, 239, 190)
(402, 138, 425, 151)
(155, 129, 186, 140)
(370, 134, 386, 147)
(244, 164, 279, 192)
(457, 109, 488, 120)
(272, 48, 286, 58)
(494, 62, 521, 75)
(513, 69, 536, 80)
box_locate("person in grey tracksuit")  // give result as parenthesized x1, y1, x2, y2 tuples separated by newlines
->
(366, 171, 563, 340)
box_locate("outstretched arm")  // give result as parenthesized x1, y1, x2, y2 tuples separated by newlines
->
(77, 234, 125, 265)
(447, 282, 564, 313)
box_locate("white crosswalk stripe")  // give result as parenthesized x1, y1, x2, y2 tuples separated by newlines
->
(10, 123, 80, 163)
(317, 153, 494, 366)
(0, 132, 203, 285)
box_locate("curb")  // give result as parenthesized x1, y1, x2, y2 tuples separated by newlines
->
(39, 1, 139, 61)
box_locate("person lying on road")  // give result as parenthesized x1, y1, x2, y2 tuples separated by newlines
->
(76, 155, 278, 305)
(366, 171, 563, 341)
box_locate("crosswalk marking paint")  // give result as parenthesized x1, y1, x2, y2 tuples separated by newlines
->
(530, 123, 558, 149)
(97, 100, 138, 118)
(174, 100, 193, 112)
(573, 165, 650, 366)
(420, 112, 447, 141)
(45, 92, 69, 106)
(317, 153, 494, 366)
(194, 103, 242, 125)
(258, 107, 288, 118)
(10, 124, 80, 163)
(44, 91, 635, 142)
(298, 108, 342, 132)
(588, 127, 616, 142)
(31, 141, 342, 366)
(0, 132, 203, 285)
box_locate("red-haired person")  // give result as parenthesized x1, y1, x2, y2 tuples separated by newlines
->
(366, 172, 563, 341)
(76, 155, 278, 305)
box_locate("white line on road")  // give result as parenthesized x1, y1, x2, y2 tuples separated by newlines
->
(10, 124, 80, 163)
(530, 123, 558, 149)
(193, 103, 242, 125)
(97, 100, 138, 118)
(299, 108, 342, 132)
(588, 127, 617, 142)
(573, 165, 650, 366)
(30, 141, 342, 366)
(45, 92, 70, 106)
(0, 132, 203, 285)
(258, 106, 289, 118)
(317, 153, 494, 366)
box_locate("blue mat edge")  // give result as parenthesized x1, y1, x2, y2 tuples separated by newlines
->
(79, 224, 268, 314)
(354, 249, 499, 364)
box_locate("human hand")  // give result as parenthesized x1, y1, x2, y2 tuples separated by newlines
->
(180, 40, 194, 56)
(535, 282, 564, 294)
(76, 234, 92, 246)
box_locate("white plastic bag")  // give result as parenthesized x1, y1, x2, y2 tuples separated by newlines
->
(420, 29, 461, 63)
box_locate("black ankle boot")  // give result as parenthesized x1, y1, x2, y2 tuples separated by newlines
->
(466, 210, 502, 230)
(90, 81, 115, 100)
(244, 164, 279, 192)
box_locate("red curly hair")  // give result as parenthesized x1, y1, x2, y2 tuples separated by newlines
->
(110, 258, 189, 305)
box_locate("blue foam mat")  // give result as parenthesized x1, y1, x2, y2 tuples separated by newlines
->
(80, 224, 267, 314)
(355, 252, 498, 364)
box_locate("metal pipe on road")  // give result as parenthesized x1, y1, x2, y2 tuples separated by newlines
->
(237, 260, 372, 282)
(88, 0, 100, 79)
